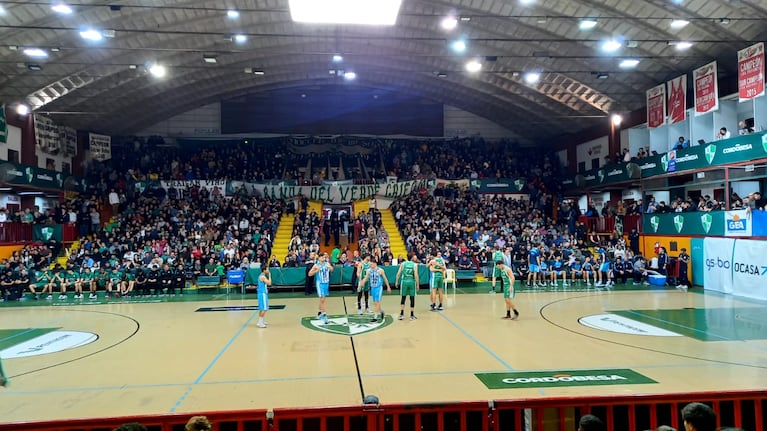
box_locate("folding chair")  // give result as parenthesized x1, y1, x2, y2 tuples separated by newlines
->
(226, 269, 245, 295)
(443, 269, 456, 293)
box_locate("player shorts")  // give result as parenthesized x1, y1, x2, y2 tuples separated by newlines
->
(529, 264, 540, 273)
(493, 266, 503, 278)
(599, 263, 610, 272)
(370, 286, 383, 303)
(359, 280, 370, 292)
(316, 282, 329, 298)
(429, 273, 443, 290)
(258, 288, 269, 311)
(503, 284, 515, 299)
(400, 280, 416, 296)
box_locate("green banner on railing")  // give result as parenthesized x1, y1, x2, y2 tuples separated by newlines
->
(564, 132, 767, 190)
(470, 178, 527, 193)
(33, 225, 63, 242)
(643, 212, 724, 236)
(0, 162, 88, 192)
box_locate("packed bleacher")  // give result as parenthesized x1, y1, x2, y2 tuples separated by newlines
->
(0, 135, 730, 302)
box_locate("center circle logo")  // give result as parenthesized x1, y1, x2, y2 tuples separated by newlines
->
(0, 331, 99, 359)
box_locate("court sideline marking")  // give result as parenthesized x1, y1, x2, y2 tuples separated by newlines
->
(170, 310, 259, 412)
(343, 296, 367, 402)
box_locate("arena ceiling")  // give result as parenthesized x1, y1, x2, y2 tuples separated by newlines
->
(0, 0, 766, 143)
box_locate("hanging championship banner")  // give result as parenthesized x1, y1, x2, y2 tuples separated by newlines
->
(667, 74, 687, 124)
(34, 114, 61, 154)
(60, 126, 77, 156)
(0, 104, 7, 144)
(646, 84, 666, 128)
(693, 61, 719, 116)
(89, 133, 112, 161)
(738, 42, 765, 102)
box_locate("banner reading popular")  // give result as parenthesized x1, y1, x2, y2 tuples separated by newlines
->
(89, 133, 112, 161)
(738, 42, 765, 102)
(667, 74, 687, 125)
(646, 84, 666, 128)
(694, 61, 719, 116)
(34, 114, 61, 154)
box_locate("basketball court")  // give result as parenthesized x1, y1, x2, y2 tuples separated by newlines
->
(1, 284, 766, 426)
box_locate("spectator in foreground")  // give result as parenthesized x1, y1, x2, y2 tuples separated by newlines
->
(681, 402, 716, 431)
(185, 415, 213, 431)
(578, 414, 604, 431)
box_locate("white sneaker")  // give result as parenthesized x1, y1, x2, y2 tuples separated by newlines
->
(562, 282, 569, 287)
(366, 307, 372, 313)
(46, 294, 53, 299)
(357, 308, 363, 315)
(58, 294, 66, 299)
(257, 322, 267, 328)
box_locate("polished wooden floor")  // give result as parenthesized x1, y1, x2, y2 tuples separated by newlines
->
(1, 284, 766, 425)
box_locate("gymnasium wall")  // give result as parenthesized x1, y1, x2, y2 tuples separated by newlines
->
(0, 124, 22, 161)
(137, 103, 516, 141)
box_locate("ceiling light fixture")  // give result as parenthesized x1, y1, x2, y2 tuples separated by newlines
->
(23, 48, 48, 58)
(51, 3, 73, 14)
(451, 40, 467, 53)
(27, 63, 42, 71)
(524, 72, 540, 84)
(601, 39, 622, 52)
(332, 54, 343, 62)
(203, 54, 217, 63)
(670, 19, 689, 29)
(596, 72, 609, 79)
(0, 5, 5, 15)
(17, 104, 30, 115)
(441, 16, 458, 30)
(579, 19, 597, 30)
(79, 29, 103, 41)
(227, 10, 240, 19)
(611, 114, 623, 126)
(460, 17, 471, 22)
(437, 72, 448, 78)
(149, 64, 166, 78)
(674, 41, 693, 50)
(465, 60, 482, 72)
(343, 71, 357, 80)
(289, 0, 402, 25)
(253, 70, 265, 75)
(233, 34, 247, 43)
(619, 58, 640, 68)
(519, 0, 536, 4)
(718, 18, 730, 25)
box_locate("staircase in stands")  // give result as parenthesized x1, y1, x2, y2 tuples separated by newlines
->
(380, 209, 408, 261)
(57, 239, 80, 268)
(272, 214, 295, 264)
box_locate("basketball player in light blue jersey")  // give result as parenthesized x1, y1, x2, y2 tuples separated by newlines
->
(359, 260, 391, 323)
(309, 253, 334, 324)
(257, 266, 272, 328)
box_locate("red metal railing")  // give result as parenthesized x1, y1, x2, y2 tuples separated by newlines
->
(0, 222, 33, 243)
(578, 215, 642, 234)
(0, 222, 77, 243)
(1, 390, 764, 431)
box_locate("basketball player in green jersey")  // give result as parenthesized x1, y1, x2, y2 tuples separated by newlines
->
(395, 256, 420, 320)
(490, 246, 505, 293)
(428, 254, 446, 311)
(495, 261, 520, 320)
(356, 255, 372, 314)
